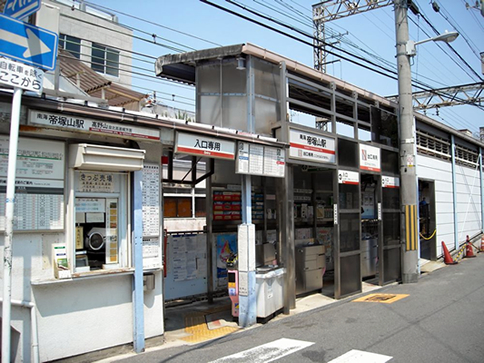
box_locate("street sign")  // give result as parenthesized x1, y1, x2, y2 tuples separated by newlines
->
(0, 13, 58, 71)
(0, 58, 44, 93)
(4, 0, 41, 20)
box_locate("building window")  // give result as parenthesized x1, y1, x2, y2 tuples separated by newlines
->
(59, 34, 81, 58)
(91, 43, 119, 77)
(164, 197, 192, 218)
(195, 197, 206, 217)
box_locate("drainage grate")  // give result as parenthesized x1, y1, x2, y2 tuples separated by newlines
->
(352, 293, 409, 304)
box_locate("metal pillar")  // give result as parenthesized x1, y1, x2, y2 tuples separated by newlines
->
(394, 0, 418, 283)
(480, 149, 484, 231)
(277, 166, 295, 312)
(277, 61, 295, 311)
(451, 135, 459, 249)
(206, 175, 214, 303)
(238, 176, 256, 327)
(237, 54, 256, 327)
(132, 170, 145, 353)
(2, 87, 22, 363)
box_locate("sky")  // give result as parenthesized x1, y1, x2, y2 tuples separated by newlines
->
(82, 0, 483, 136)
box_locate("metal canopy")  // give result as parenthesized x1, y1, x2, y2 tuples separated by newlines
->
(155, 44, 245, 84)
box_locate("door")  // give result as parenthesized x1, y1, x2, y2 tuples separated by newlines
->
(379, 175, 401, 284)
(419, 180, 436, 260)
(335, 169, 362, 299)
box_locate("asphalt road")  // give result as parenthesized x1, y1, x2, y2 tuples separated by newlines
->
(116, 254, 484, 363)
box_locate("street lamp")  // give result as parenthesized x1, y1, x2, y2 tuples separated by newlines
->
(405, 31, 459, 56)
(394, 0, 459, 283)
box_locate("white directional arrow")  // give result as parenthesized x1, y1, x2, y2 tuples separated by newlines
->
(0, 27, 52, 58)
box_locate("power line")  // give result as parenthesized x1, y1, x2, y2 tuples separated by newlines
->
(73, 0, 222, 48)
(433, 1, 483, 61)
(203, 0, 484, 117)
(60, 12, 189, 54)
(459, 0, 484, 32)
(416, 6, 483, 82)
(220, 0, 402, 79)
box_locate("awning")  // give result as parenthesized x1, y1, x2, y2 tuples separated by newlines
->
(58, 49, 146, 108)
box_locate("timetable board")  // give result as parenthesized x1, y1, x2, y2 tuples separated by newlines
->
(236, 142, 285, 178)
(0, 137, 65, 231)
(141, 163, 161, 269)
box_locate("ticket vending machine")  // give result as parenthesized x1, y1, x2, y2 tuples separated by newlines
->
(227, 254, 239, 318)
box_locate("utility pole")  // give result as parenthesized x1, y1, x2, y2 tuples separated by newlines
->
(394, 0, 418, 283)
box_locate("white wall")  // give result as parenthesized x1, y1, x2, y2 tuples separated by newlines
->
(455, 163, 482, 241)
(417, 154, 483, 257)
(47, 0, 133, 86)
(417, 155, 454, 256)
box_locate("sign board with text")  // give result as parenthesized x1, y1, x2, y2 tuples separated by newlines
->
(338, 169, 359, 185)
(236, 141, 285, 178)
(175, 132, 235, 160)
(359, 144, 381, 172)
(0, 57, 43, 92)
(29, 110, 161, 141)
(289, 128, 336, 164)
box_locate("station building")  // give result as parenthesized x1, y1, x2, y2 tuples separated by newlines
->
(1, 1, 483, 362)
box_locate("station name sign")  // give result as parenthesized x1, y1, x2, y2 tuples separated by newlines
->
(289, 128, 335, 164)
(29, 110, 161, 141)
(175, 132, 235, 160)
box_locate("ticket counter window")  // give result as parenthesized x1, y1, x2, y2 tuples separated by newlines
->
(73, 172, 128, 271)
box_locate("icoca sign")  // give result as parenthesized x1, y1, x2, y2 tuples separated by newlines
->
(360, 144, 381, 172)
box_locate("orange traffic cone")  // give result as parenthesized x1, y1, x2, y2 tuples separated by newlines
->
(480, 235, 484, 252)
(442, 241, 457, 265)
(465, 235, 476, 258)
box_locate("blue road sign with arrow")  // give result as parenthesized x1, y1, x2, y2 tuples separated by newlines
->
(4, 0, 41, 20)
(0, 13, 58, 71)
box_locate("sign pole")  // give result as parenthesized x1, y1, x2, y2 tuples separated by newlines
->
(2, 86, 22, 363)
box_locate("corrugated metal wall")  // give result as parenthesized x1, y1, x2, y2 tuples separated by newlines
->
(417, 155, 482, 257)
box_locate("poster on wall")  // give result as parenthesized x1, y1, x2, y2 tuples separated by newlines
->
(164, 233, 208, 300)
(0, 136, 65, 231)
(170, 234, 207, 282)
(215, 233, 237, 288)
(361, 190, 375, 219)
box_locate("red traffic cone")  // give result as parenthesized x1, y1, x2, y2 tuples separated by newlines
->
(465, 235, 476, 258)
(442, 241, 457, 265)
